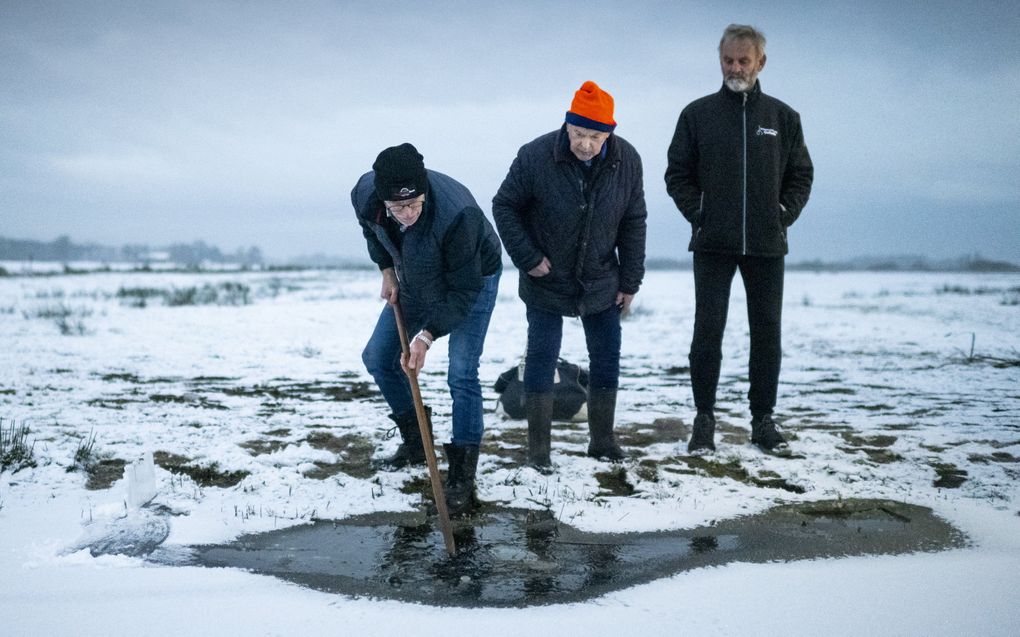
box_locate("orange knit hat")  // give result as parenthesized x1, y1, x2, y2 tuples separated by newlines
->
(565, 80, 616, 132)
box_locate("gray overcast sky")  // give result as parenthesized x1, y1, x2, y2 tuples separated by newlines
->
(2, 0, 1018, 262)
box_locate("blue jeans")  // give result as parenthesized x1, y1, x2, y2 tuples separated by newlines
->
(523, 304, 621, 393)
(361, 272, 500, 446)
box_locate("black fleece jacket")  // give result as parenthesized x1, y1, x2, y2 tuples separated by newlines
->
(665, 81, 813, 257)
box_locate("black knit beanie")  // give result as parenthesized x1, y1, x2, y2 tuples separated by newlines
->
(372, 143, 428, 201)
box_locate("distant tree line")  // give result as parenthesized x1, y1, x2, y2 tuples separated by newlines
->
(786, 254, 1020, 273)
(642, 254, 1019, 272)
(0, 235, 263, 267)
(2, 235, 1014, 273)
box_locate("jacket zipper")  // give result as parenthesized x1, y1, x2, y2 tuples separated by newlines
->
(572, 159, 614, 315)
(695, 191, 704, 239)
(742, 92, 748, 255)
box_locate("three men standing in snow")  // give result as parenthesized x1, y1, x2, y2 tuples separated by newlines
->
(352, 23, 812, 515)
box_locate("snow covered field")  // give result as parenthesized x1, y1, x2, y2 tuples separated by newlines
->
(1, 268, 1018, 636)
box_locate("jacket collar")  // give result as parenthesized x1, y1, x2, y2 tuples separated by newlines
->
(719, 79, 762, 103)
(553, 123, 619, 164)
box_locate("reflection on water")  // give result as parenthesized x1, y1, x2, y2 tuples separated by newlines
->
(185, 499, 965, 608)
(582, 542, 620, 589)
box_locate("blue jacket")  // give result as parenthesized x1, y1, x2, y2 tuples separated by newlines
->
(352, 170, 502, 337)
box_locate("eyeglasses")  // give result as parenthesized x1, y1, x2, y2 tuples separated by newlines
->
(385, 199, 425, 214)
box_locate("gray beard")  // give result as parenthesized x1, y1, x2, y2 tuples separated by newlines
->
(725, 77, 751, 92)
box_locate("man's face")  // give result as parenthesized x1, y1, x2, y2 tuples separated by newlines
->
(384, 194, 425, 227)
(566, 124, 611, 162)
(720, 37, 765, 93)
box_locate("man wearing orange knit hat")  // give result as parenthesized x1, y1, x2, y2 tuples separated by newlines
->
(493, 81, 647, 471)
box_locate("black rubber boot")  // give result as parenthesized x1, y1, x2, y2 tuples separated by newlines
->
(586, 388, 625, 461)
(751, 413, 788, 452)
(525, 392, 554, 472)
(443, 443, 479, 517)
(687, 411, 716, 455)
(373, 406, 432, 470)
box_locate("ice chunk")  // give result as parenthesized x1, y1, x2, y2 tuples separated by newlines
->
(125, 451, 156, 509)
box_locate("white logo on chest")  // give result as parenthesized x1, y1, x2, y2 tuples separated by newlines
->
(756, 126, 778, 137)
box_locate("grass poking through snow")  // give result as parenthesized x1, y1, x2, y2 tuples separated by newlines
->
(0, 418, 37, 474)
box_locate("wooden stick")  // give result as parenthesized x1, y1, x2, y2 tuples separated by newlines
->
(393, 301, 457, 556)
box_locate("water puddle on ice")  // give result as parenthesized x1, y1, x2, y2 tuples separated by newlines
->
(170, 499, 966, 607)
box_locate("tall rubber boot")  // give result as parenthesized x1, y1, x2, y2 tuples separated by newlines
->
(525, 392, 554, 472)
(443, 443, 479, 517)
(373, 406, 432, 470)
(586, 388, 625, 461)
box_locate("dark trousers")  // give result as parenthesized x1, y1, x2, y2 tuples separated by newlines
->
(523, 304, 622, 393)
(690, 252, 784, 417)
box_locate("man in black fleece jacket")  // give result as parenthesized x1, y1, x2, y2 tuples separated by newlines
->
(665, 24, 814, 454)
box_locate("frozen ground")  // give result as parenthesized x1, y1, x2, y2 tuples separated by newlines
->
(1, 268, 1018, 635)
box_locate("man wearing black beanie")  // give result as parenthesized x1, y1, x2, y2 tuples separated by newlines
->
(352, 143, 503, 516)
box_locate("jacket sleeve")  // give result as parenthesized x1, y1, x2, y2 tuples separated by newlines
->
(358, 220, 394, 270)
(779, 112, 814, 227)
(616, 153, 647, 295)
(351, 178, 394, 271)
(422, 209, 487, 338)
(492, 152, 545, 273)
(664, 109, 704, 224)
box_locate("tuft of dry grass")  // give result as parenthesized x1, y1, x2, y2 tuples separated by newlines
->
(0, 418, 37, 473)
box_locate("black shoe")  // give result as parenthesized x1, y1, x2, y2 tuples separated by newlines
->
(687, 412, 716, 455)
(588, 441, 626, 462)
(373, 407, 432, 470)
(443, 443, 479, 517)
(751, 414, 788, 452)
